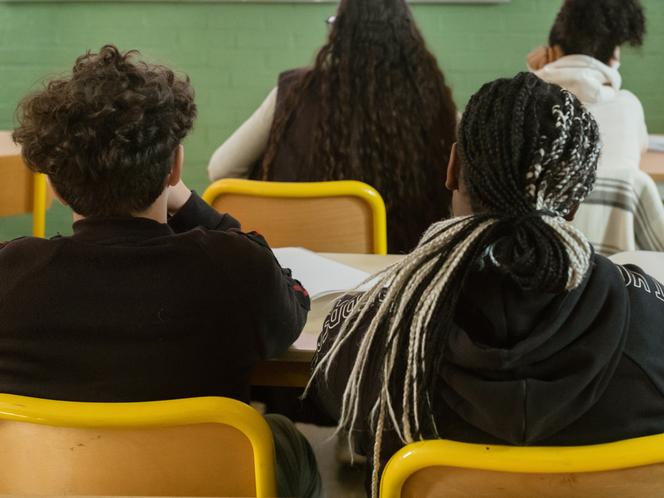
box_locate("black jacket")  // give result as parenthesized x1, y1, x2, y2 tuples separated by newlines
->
(312, 254, 664, 473)
(0, 192, 309, 403)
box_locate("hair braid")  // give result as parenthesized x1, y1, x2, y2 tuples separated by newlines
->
(308, 72, 601, 496)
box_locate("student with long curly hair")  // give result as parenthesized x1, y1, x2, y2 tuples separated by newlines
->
(308, 73, 664, 497)
(208, 0, 457, 253)
(528, 0, 664, 255)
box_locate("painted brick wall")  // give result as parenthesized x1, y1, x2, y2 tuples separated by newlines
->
(1, 0, 662, 238)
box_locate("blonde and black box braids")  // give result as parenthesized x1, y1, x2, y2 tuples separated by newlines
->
(308, 73, 601, 497)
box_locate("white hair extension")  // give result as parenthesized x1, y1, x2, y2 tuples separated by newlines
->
(524, 89, 597, 288)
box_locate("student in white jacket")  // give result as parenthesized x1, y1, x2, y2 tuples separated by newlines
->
(528, 0, 664, 255)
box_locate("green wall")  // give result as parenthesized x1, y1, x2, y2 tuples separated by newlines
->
(1, 0, 663, 239)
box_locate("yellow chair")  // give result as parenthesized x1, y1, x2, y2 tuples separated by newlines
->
(380, 436, 664, 498)
(202, 179, 388, 254)
(0, 394, 277, 497)
(0, 131, 51, 237)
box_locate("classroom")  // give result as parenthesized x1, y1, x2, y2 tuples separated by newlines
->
(1, 0, 664, 496)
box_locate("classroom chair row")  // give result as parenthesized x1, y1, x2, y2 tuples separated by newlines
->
(2, 392, 664, 498)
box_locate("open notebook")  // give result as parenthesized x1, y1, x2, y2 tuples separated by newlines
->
(273, 247, 370, 300)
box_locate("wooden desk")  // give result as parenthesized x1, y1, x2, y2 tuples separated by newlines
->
(252, 250, 664, 387)
(0, 131, 34, 217)
(251, 252, 403, 387)
(642, 135, 664, 182)
(609, 251, 664, 282)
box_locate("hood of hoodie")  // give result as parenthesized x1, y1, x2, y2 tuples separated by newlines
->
(439, 255, 630, 445)
(534, 55, 622, 104)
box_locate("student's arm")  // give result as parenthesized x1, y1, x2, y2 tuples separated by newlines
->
(207, 87, 277, 181)
(638, 101, 649, 153)
(246, 233, 311, 359)
(309, 293, 369, 421)
(167, 182, 240, 232)
(526, 45, 564, 72)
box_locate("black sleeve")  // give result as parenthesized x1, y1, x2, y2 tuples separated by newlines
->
(309, 293, 368, 421)
(244, 231, 311, 359)
(168, 190, 240, 233)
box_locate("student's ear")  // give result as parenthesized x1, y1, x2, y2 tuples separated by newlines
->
(613, 46, 621, 62)
(445, 143, 460, 191)
(167, 145, 184, 187)
(564, 205, 579, 222)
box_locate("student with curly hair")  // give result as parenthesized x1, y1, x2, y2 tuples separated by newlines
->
(207, 0, 457, 253)
(309, 73, 664, 497)
(7, 45, 320, 497)
(527, 0, 664, 255)
(528, 0, 648, 172)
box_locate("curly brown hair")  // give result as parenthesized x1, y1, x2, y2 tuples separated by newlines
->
(261, 0, 457, 253)
(549, 0, 646, 64)
(13, 45, 197, 217)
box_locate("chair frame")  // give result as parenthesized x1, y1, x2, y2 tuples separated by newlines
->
(380, 435, 664, 498)
(32, 173, 48, 237)
(202, 179, 388, 255)
(0, 393, 277, 497)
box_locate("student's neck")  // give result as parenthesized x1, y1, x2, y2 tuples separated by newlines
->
(72, 197, 169, 224)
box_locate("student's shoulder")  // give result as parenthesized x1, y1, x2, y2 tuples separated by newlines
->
(0, 235, 65, 268)
(616, 89, 645, 113)
(278, 67, 309, 86)
(0, 234, 63, 250)
(184, 226, 277, 273)
(597, 254, 664, 306)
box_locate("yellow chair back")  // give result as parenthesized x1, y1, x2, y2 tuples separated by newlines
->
(203, 179, 388, 254)
(0, 394, 277, 497)
(380, 436, 664, 498)
(0, 131, 51, 237)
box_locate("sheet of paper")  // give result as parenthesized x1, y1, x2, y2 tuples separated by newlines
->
(648, 135, 664, 153)
(273, 247, 370, 299)
(609, 251, 664, 283)
(292, 333, 319, 351)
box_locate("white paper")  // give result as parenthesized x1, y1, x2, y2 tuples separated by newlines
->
(273, 247, 370, 299)
(648, 135, 664, 153)
(292, 333, 319, 351)
(609, 251, 664, 283)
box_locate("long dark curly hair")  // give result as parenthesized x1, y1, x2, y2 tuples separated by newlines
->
(549, 0, 646, 64)
(261, 0, 457, 253)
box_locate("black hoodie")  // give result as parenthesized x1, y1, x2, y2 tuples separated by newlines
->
(311, 254, 664, 479)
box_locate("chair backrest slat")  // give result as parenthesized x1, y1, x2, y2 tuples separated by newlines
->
(0, 394, 277, 497)
(203, 179, 388, 255)
(380, 436, 664, 498)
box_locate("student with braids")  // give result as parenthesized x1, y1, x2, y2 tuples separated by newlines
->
(207, 0, 457, 253)
(528, 0, 664, 255)
(308, 73, 664, 497)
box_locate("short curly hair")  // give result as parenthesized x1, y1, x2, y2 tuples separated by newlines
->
(13, 45, 197, 217)
(549, 0, 646, 65)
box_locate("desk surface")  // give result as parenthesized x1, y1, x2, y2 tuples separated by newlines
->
(250, 252, 402, 386)
(0, 131, 20, 157)
(254, 250, 664, 387)
(284, 252, 403, 362)
(643, 135, 664, 182)
(286, 251, 664, 361)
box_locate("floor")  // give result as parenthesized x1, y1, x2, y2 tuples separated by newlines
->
(297, 423, 367, 498)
